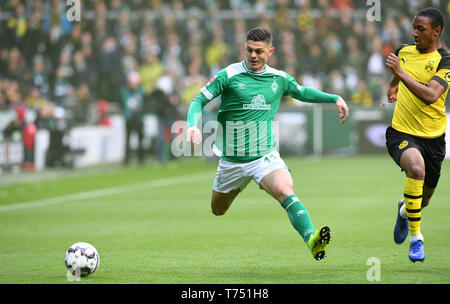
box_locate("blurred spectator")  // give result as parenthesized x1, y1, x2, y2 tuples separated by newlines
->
(26, 87, 46, 111)
(296, 4, 314, 32)
(45, 106, 68, 168)
(72, 50, 94, 87)
(0, 84, 19, 139)
(1, 2, 448, 111)
(69, 83, 96, 126)
(149, 84, 179, 164)
(97, 99, 111, 127)
(205, 21, 229, 74)
(332, 0, 355, 11)
(139, 51, 164, 94)
(42, 0, 73, 40)
(368, 38, 384, 74)
(300, 73, 323, 91)
(7, 47, 28, 85)
(22, 120, 37, 171)
(181, 55, 207, 104)
(120, 71, 145, 165)
(97, 36, 121, 101)
(6, 2, 27, 48)
(139, 26, 162, 59)
(31, 55, 50, 98)
(0, 0, 448, 171)
(328, 70, 346, 97)
(53, 65, 71, 106)
(351, 79, 373, 108)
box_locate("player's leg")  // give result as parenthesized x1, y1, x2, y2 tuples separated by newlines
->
(421, 185, 435, 208)
(397, 186, 436, 239)
(260, 168, 316, 242)
(137, 122, 145, 164)
(386, 127, 422, 245)
(124, 124, 132, 165)
(210, 189, 240, 216)
(420, 138, 445, 209)
(210, 159, 250, 216)
(399, 148, 425, 261)
(398, 166, 440, 218)
(400, 148, 425, 239)
(258, 167, 294, 203)
(259, 167, 330, 260)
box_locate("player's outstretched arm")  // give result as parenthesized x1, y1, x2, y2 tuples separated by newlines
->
(186, 92, 211, 145)
(336, 97, 349, 125)
(289, 83, 349, 125)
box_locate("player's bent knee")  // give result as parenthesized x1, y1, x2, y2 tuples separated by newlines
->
(210, 200, 229, 216)
(211, 206, 226, 216)
(276, 187, 295, 203)
(406, 164, 425, 180)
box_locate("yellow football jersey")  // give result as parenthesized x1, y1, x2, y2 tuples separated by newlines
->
(392, 44, 450, 138)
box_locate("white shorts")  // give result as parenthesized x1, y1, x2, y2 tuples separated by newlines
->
(212, 150, 288, 193)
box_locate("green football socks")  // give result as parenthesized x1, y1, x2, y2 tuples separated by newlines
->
(281, 194, 315, 242)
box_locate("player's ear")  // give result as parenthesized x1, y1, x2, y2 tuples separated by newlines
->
(434, 25, 442, 38)
(268, 47, 275, 56)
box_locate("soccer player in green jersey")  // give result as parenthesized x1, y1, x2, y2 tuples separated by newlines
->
(186, 28, 349, 261)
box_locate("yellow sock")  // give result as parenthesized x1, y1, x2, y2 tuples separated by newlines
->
(404, 177, 424, 237)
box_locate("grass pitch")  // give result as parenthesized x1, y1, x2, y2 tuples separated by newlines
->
(0, 155, 449, 284)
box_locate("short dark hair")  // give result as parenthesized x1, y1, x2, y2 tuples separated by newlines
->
(246, 28, 273, 46)
(416, 7, 444, 34)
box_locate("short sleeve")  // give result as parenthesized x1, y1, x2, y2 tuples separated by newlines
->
(431, 49, 450, 90)
(394, 44, 408, 56)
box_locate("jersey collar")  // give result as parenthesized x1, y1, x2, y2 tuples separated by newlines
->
(242, 61, 268, 74)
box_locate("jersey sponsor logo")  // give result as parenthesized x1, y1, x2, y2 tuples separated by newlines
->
(237, 83, 246, 90)
(399, 140, 408, 149)
(215, 174, 222, 187)
(207, 76, 216, 86)
(243, 94, 271, 110)
(271, 79, 279, 94)
(425, 60, 434, 73)
(445, 72, 450, 82)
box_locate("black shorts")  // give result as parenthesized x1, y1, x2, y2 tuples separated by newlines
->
(385, 126, 446, 188)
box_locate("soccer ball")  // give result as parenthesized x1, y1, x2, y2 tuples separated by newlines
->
(65, 242, 100, 277)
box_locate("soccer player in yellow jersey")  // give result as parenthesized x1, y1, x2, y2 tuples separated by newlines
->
(385, 7, 449, 262)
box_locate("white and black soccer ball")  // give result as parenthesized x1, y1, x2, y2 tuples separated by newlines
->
(65, 242, 100, 277)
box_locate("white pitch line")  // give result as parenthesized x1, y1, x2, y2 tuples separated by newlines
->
(0, 171, 213, 213)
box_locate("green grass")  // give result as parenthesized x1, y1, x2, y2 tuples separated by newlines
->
(0, 155, 449, 284)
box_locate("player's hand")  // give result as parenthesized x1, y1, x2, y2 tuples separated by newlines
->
(386, 75, 400, 103)
(387, 84, 398, 103)
(186, 126, 202, 145)
(336, 97, 349, 125)
(385, 53, 403, 77)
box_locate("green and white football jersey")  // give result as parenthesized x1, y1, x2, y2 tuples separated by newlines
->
(187, 61, 338, 163)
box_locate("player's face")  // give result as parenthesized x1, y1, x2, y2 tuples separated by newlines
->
(244, 40, 274, 72)
(412, 15, 440, 52)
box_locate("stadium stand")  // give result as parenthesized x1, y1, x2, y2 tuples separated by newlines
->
(0, 0, 448, 171)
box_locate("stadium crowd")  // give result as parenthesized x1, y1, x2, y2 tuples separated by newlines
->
(0, 0, 448, 168)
